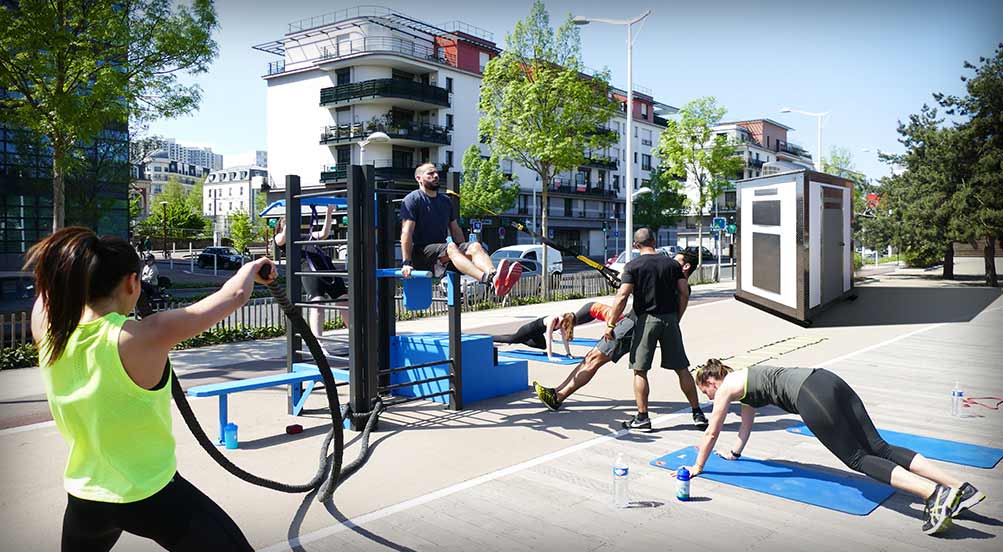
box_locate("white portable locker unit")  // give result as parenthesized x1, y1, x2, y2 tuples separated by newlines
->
(734, 169, 855, 325)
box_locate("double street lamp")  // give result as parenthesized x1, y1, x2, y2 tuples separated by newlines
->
(159, 201, 168, 259)
(779, 107, 829, 172)
(574, 10, 651, 264)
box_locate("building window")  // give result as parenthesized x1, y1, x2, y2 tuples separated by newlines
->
(641, 103, 648, 118)
(613, 174, 620, 190)
(446, 114, 453, 129)
(479, 52, 489, 72)
(336, 146, 351, 165)
(446, 150, 453, 166)
(767, 136, 771, 148)
(564, 198, 572, 217)
(641, 154, 651, 171)
(446, 77, 453, 92)
(634, 125, 638, 138)
(641, 129, 652, 146)
(633, 178, 638, 190)
(336, 68, 350, 85)
(634, 152, 638, 164)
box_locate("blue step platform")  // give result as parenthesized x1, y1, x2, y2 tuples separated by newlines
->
(390, 333, 529, 404)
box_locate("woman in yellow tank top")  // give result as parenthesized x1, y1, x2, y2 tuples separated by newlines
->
(26, 227, 276, 551)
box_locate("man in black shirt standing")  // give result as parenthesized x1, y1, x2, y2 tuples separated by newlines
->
(605, 228, 707, 431)
(400, 163, 522, 296)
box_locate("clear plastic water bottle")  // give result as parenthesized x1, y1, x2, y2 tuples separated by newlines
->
(676, 466, 691, 501)
(951, 382, 964, 417)
(612, 452, 629, 508)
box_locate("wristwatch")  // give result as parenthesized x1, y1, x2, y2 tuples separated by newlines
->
(731, 450, 742, 458)
(402, 260, 412, 267)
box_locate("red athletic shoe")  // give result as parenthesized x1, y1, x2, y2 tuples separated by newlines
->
(493, 258, 523, 297)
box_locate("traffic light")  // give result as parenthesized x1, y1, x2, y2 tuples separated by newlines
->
(602, 221, 608, 233)
(267, 218, 278, 229)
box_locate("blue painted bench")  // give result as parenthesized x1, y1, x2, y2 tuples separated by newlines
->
(186, 363, 349, 445)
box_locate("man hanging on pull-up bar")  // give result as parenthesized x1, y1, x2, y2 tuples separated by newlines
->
(400, 163, 522, 297)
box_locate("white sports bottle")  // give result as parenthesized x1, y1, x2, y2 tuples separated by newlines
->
(613, 453, 629, 508)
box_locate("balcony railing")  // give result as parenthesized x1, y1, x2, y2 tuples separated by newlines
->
(321, 160, 449, 183)
(776, 142, 812, 159)
(551, 185, 618, 198)
(747, 158, 765, 169)
(653, 115, 669, 126)
(320, 78, 450, 108)
(582, 156, 618, 170)
(317, 36, 456, 68)
(320, 121, 451, 145)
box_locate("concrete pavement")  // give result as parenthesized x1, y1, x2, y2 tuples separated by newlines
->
(1, 263, 1000, 551)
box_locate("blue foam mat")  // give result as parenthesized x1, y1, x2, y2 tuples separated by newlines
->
(650, 447, 894, 516)
(787, 424, 1003, 469)
(496, 350, 583, 365)
(568, 338, 600, 347)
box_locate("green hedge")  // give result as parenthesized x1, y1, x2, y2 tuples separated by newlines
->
(853, 252, 865, 271)
(0, 343, 39, 370)
(173, 325, 285, 350)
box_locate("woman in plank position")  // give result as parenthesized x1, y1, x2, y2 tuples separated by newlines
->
(26, 227, 275, 551)
(678, 359, 985, 535)
(492, 301, 621, 361)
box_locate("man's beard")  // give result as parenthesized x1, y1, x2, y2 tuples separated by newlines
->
(424, 180, 440, 191)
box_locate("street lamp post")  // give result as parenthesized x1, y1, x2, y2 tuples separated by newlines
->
(360, 131, 391, 167)
(574, 10, 651, 264)
(159, 201, 168, 260)
(780, 107, 829, 171)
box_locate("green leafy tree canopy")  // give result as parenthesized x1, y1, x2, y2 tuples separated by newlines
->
(0, 0, 219, 231)
(459, 145, 520, 221)
(631, 168, 687, 232)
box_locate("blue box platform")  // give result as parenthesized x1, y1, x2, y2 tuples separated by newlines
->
(390, 333, 529, 404)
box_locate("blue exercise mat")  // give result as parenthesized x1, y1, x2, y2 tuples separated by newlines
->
(787, 424, 1003, 469)
(497, 350, 582, 365)
(650, 447, 894, 516)
(568, 338, 600, 348)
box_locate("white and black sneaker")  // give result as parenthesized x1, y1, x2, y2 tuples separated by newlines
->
(951, 482, 986, 518)
(622, 414, 652, 432)
(922, 484, 959, 535)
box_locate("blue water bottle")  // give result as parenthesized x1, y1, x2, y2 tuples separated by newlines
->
(676, 467, 691, 501)
(223, 423, 239, 449)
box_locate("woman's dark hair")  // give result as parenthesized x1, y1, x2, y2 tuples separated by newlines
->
(694, 358, 734, 386)
(23, 227, 140, 363)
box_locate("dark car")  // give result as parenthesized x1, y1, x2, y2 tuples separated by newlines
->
(197, 246, 250, 270)
(684, 246, 716, 261)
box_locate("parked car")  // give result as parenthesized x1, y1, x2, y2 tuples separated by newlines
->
(606, 246, 678, 275)
(490, 244, 563, 276)
(684, 245, 716, 262)
(197, 246, 250, 269)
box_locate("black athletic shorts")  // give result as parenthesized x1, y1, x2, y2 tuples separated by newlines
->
(412, 242, 472, 275)
(595, 316, 636, 363)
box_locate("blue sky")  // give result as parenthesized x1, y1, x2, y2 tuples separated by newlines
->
(148, 0, 1002, 181)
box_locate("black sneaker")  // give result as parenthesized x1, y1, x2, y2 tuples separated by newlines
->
(951, 482, 986, 518)
(692, 409, 709, 430)
(622, 414, 652, 432)
(922, 484, 959, 535)
(534, 381, 561, 411)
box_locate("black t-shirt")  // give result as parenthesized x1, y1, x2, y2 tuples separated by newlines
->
(621, 253, 684, 315)
(399, 189, 455, 246)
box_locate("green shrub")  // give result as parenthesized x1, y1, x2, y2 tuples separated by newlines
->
(901, 246, 943, 268)
(0, 343, 39, 370)
(173, 325, 285, 350)
(853, 252, 865, 271)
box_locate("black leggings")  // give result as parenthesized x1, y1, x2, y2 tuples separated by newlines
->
(493, 317, 548, 350)
(61, 473, 252, 551)
(574, 302, 597, 324)
(796, 369, 917, 485)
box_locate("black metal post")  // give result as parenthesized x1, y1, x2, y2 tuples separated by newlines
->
(347, 165, 378, 430)
(377, 187, 396, 392)
(284, 175, 304, 415)
(360, 164, 380, 418)
(447, 172, 463, 410)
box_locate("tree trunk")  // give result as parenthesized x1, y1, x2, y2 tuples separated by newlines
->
(943, 242, 954, 280)
(985, 235, 999, 287)
(52, 145, 65, 232)
(540, 179, 550, 301)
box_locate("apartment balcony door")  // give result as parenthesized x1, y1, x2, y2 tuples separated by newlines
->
(392, 147, 414, 169)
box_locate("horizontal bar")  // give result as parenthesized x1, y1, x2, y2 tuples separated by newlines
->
(374, 188, 411, 196)
(383, 389, 453, 408)
(292, 239, 349, 245)
(375, 269, 431, 279)
(379, 374, 452, 392)
(296, 351, 350, 361)
(430, 298, 450, 303)
(293, 303, 351, 311)
(294, 189, 347, 199)
(378, 358, 452, 375)
(293, 271, 349, 277)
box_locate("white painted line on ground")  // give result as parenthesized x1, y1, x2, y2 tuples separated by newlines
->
(259, 405, 697, 552)
(812, 323, 945, 369)
(0, 420, 55, 436)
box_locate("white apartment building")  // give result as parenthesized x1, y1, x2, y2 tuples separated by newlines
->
(255, 6, 677, 260)
(164, 138, 224, 171)
(676, 118, 814, 253)
(130, 148, 209, 217)
(203, 165, 269, 235)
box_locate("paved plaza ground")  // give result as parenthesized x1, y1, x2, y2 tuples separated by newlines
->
(1, 258, 1000, 551)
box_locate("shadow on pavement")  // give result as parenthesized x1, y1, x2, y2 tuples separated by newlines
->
(811, 286, 1002, 327)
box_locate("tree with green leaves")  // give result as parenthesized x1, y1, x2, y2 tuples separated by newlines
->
(228, 211, 254, 256)
(822, 145, 877, 245)
(0, 0, 218, 232)
(935, 43, 1003, 287)
(459, 145, 520, 222)
(136, 179, 208, 242)
(631, 168, 687, 232)
(654, 97, 744, 268)
(478, 0, 618, 298)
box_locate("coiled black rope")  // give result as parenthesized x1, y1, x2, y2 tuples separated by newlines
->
(160, 266, 382, 503)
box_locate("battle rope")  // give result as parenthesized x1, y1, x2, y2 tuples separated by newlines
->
(962, 397, 1003, 411)
(159, 266, 383, 503)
